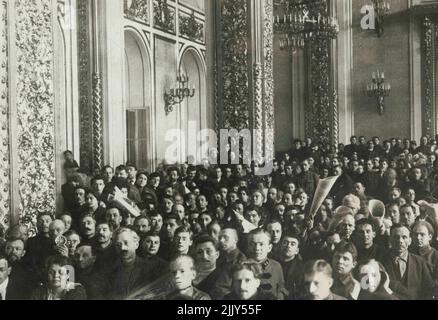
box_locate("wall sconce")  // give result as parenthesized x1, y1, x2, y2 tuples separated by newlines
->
(366, 70, 391, 115)
(372, 0, 390, 37)
(164, 73, 195, 115)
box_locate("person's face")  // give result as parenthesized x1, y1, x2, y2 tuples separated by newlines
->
(220, 188, 228, 202)
(356, 224, 375, 247)
(81, 217, 96, 237)
(195, 241, 219, 270)
(49, 221, 66, 240)
(170, 259, 196, 291)
(174, 231, 192, 254)
(245, 210, 261, 227)
(353, 183, 365, 195)
(225, 168, 232, 177)
(326, 234, 341, 255)
(188, 213, 199, 227)
(75, 188, 86, 204)
(198, 195, 208, 209)
(213, 193, 222, 203)
(338, 216, 355, 239)
(134, 218, 150, 237)
(359, 262, 381, 293)
(198, 214, 212, 230)
(302, 161, 310, 172)
(85, 193, 98, 210)
(103, 167, 114, 183)
(143, 235, 160, 255)
(274, 204, 285, 218)
(232, 269, 260, 300)
(74, 245, 96, 270)
(163, 199, 173, 214)
(391, 227, 412, 255)
(215, 168, 222, 179)
(252, 192, 263, 207)
(267, 222, 282, 244)
(61, 215, 72, 231)
(413, 169, 422, 181)
(296, 193, 309, 207)
(413, 225, 433, 248)
(366, 161, 373, 171)
(150, 215, 163, 232)
(351, 136, 357, 144)
(47, 264, 69, 289)
(281, 236, 299, 259)
(304, 272, 333, 300)
(248, 233, 272, 262)
(285, 165, 293, 176)
(92, 179, 105, 194)
(4, 240, 26, 263)
(388, 205, 400, 224)
(127, 166, 137, 180)
(239, 190, 249, 203)
(66, 234, 81, 256)
(173, 205, 185, 220)
(333, 251, 356, 276)
(96, 223, 112, 244)
(400, 207, 416, 228)
(389, 189, 401, 201)
(164, 219, 179, 239)
(357, 165, 364, 174)
(115, 231, 139, 262)
(187, 169, 196, 179)
(106, 208, 122, 229)
(169, 170, 179, 183)
(150, 176, 160, 188)
(115, 169, 128, 179)
(229, 192, 239, 204)
(219, 229, 238, 252)
(324, 198, 334, 211)
(136, 174, 148, 187)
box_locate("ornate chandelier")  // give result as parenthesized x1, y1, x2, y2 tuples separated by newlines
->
(274, 0, 339, 51)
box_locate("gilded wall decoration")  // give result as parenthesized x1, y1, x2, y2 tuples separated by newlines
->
(219, 0, 249, 130)
(154, 0, 175, 33)
(0, 1, 10, 227)
(179, 11, 204, 43)
(77, 0, 93, 173)
(92, 72, 104, 173)
(15, 0, 56, 234)
(264, 0, 275, 161)
(422, 17, 434, 137)
(124, 0, 149, 25)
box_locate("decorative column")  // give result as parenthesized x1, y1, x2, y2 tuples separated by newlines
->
(422, 16, 435, 137)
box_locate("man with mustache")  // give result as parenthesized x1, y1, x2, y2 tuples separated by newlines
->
(79, 214, 97, 247)
(108, 228, 155, 299)
(93, 220, 116, 272)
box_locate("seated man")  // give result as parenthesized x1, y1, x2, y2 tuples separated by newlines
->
(410, 221, 438, 283)
(353, 218, 385, 262)
(265, 219, 282, 261)
(331, 241, 361, 300)
(300, 259, 346, 300)
(382, 224, 434, 299)
(0, 253, 29, 300)
(223, 261, 276, 300)
(139, 231, 168, 279)
(278, 231, 303, 299)
(164, 255, 211, 300)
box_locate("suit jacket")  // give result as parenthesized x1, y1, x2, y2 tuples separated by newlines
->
(30, 284, 87, 300)
(382, 252, 434, 299)
(5, 277, 29, 300)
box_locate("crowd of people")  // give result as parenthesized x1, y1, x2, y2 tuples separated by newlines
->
(1, 135, 438, 300)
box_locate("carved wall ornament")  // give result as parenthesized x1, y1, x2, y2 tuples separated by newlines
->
(179, 11, 204, 43)
(154, 0, 175, 33)
(124, 0, 149, 25)
(92, 72, 104, 173)
(423, 16, 434, 137)
(0, 0, 9, 227)
(15, 0, 56, 235)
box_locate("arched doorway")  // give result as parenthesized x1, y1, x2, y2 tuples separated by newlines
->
(124, 29, 152, 170)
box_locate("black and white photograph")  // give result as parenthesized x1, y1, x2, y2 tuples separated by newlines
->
(0, 0, 437, 306)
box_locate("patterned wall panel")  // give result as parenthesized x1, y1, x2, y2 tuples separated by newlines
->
(15, 0, 56, 234)
(0, 1, 10, 228)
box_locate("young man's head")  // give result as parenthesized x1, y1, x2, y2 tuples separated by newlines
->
(251, 189, 265, 207)
(399, 204, 416, 229)
(102, 165, 114, 184)
(198, 212, 214, 231)
(74, 243, 96, 271)
(247, 229, 272, 263)
(163, 214, 182, 240)
(169, 255, 197, 292)
(141, 231, 161, 256)
(60, 214, 72, 232)
(412, 221, 435, 249)
(354, 218, 376, 249)
(126, 162, 137, 181)
(265, 220, 282, 245)
(173, 226, 193, 255)
(115, 165, 128, 179)
(244, 206, 262, 227)
(218, 228, 239, 253)
(91, 175, 106, 195)
(149, 211, 163, 233)
(231, 262, 261, 300)
(193, 235, 220, 271)
(332, 241, 358, 277)
(303, 260, 334, 300)
(280, 231, 300, 261)
(133, 215, 150, 238)
(386, 203, 400, 224)
(114, 228, 140, 264)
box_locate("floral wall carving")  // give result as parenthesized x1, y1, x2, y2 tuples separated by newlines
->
(154, 0, 175, 33)
(124, 0, 149, 25)
(219, 0, 249, 131)
(179, 11, 204, 43)
(15, 0, 56, 234)
(423, 16, 434, 137)
(0, 1, 9, 227)
(77, 0, 92, 173)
